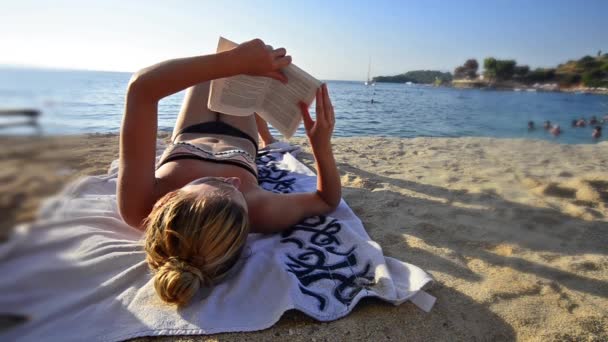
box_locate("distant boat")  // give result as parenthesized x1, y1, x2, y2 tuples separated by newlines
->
(364, 57, 375, 86)
(405, 81, 413, 85)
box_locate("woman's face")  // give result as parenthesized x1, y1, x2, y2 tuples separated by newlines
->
(182, 177, 248, 211)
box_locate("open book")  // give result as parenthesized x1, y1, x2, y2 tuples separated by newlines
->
(208, 37, 322, 138)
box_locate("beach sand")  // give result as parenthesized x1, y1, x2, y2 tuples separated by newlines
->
(1, 134, 607, 341)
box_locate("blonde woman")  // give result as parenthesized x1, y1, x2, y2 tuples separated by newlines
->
(118, 39, 341, 306)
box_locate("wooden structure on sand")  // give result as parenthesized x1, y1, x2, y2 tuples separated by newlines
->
(0, 109, 42, 134)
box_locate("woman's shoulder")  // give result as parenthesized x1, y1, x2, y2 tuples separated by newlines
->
(242, 185, 277, 210)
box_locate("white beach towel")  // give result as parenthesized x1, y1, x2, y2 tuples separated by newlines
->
(0, 141, 434, 342)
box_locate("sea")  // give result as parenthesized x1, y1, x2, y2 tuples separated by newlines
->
(1, 67, 607, 144)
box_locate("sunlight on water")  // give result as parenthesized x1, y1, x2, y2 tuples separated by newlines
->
(0, 68, 606, 144)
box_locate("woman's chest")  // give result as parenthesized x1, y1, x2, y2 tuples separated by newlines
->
(154, 159, 257, 197)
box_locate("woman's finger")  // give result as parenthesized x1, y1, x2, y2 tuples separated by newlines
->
(327, 85, 336, 127)
(299, 102, 314, 132)
(272, 47, 286, 57)
(315, 87, 324, 123)
(273, 55, 292, 69)
(322, 84, 335, 125)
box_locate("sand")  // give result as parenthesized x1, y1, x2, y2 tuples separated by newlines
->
(1, 134, 607, 341)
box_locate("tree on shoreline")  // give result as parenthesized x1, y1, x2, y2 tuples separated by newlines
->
(373, 70, 452, 84)
(483, 58, 516, 81)
(479, 55, 608, 87)
(454, 59, 479, 80)
(514, 65, 530, 77)
(378, 54, 608, 88)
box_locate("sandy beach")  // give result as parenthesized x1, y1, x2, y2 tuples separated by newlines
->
(1, 134, 607, 341)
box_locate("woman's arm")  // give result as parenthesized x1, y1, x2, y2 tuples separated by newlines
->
(126, 39, 290, 102)
(301, 84, 341, 209)
(118, 39, 291, 228)
(251, 84, 341, 233)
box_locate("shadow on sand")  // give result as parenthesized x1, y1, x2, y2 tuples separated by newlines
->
(336, 162, 608, 296)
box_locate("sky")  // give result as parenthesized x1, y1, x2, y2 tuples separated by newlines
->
(1, 0, 607, 81)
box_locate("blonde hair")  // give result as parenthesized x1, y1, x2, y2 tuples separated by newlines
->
(144, 189, 249, 306)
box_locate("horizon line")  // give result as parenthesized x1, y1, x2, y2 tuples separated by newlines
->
(0, 64, 368, 82)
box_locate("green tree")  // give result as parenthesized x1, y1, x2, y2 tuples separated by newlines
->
(494, 60, 516, 80)
(577, 55, 600, 70)
(582, 69, 608, 87)
(483, 57, 497, 79)
(514, 65, 530, 77)
(454, 59, 479, 79)
(454, 66, 467, 79)
(373, 70, 452, 84)
(463, 59, 479, 78)
(522, 68, 555, 84)
(484, 58, 517, 80)
(558, 73, 582, 86)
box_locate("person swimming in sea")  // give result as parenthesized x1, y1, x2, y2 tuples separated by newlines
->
(589, 116, 598, 125)
(576, 118, 587, 127)
(592, 126, 602, 139)
(527, 121, 535, 130)
(543, 120, 552, 130)
(550, 124, 561, 136)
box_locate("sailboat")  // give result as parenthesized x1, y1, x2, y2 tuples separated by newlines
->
(364, 57, 375, 86)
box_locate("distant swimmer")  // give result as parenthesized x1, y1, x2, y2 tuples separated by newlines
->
(589, 116, 598, 125)
(592, 126, 602, 139)
(571, 119, 578, 127)
(550, 124, 561, 136)
(544, 120, 552, 130)
(528, 121, 535, 130)
(576, 118, 587, 127)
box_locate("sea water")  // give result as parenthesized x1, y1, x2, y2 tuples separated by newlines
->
(1, 68, 606, 144)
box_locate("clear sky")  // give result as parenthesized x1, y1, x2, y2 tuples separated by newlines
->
(1, 0, 607, 80)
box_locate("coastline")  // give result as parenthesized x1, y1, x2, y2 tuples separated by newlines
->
(1, 134, 607, 340)
(373, 79, 608, 96)
(451, 79, 608, 96)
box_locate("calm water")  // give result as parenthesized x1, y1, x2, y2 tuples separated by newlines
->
(1, 68, 607, 144)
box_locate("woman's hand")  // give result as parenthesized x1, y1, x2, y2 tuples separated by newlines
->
(298, 83, 341, 213)
(230, 38, 291, 83)
(300, 84, 335, 150)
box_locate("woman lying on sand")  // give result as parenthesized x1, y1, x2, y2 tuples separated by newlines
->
(118, 39, 341, 305)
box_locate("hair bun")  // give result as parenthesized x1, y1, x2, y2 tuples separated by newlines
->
(166, 257, 206, 283)
(154, 257, 208, 306)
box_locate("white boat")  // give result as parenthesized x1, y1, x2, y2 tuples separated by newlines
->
(364, 57, 375, 86)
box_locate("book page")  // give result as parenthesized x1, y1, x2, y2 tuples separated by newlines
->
(208, 75, 268, 116)
(208, 37, 269, 116)
(208, 36, 322, 138)
(260, 64, 322, 138)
